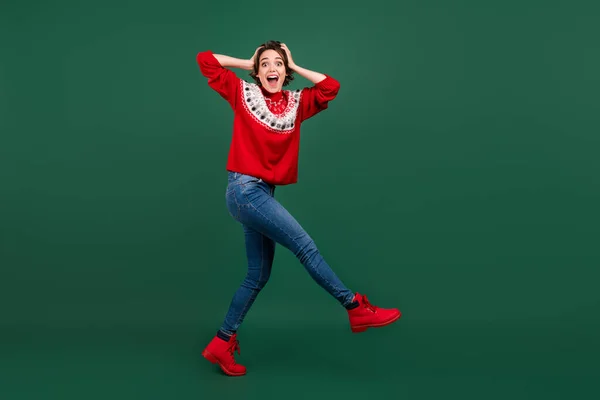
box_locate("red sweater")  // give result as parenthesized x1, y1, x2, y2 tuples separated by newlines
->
(196, 50, 340, 185)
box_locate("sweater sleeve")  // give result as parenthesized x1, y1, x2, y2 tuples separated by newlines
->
(196, 50, 239, 109)
(299, 75, 341, 122)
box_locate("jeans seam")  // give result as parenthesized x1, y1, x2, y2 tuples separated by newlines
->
(248, 201, 341, 299)
(231, 230, 265, 330)
(241, 184, 252, 206)
(240, 182, 273, 209)
(240, 180, 267, 206)
(296, 239, 344, 296)
(230, 186, 242, 219)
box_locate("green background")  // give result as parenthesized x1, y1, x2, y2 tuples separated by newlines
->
(1, 0, 599, 398)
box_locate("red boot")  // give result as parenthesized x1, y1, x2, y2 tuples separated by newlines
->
(202, 333, 247, 376)
(347, 293, 401, 333)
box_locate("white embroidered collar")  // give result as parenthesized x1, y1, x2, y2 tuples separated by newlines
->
(241, 80, 301, 134)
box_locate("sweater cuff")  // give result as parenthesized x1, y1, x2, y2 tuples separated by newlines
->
(316, 74, 340, 91)
(197, 50, 220, 66)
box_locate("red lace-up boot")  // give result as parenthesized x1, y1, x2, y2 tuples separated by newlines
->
(202, 333, 246, 376)
(347, 293, 401, 333)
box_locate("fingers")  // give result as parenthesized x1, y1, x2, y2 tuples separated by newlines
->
(251, 46, 263, 61)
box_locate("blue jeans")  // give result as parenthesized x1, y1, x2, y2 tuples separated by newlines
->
(219, 171, 355, 335)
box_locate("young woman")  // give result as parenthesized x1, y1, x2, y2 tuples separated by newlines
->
(196, 41, 401, 376)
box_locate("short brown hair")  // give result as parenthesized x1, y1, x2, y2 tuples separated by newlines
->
(249, 40, 295, 87)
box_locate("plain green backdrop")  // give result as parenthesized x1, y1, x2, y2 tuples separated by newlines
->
(1, 0, 599, 399)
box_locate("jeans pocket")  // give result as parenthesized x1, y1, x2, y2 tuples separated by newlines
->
(240, 178, 266, 206)
(226, 173, 264, 212)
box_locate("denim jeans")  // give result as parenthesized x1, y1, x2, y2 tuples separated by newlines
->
(219, 171, 355, 335)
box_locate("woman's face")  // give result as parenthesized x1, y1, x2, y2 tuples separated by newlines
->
(257, 49, 286, 93)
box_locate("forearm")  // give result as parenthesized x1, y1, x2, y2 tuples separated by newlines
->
(213, 54, 253, 70)
(290, 63, 326, 84)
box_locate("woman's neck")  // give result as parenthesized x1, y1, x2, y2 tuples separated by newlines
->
(260, 86, 283, 101)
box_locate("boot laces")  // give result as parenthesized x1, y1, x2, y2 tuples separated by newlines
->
(228, 336, 241, 356)
(362, 295, 377, 313)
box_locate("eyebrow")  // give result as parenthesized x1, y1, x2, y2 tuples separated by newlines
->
(260, 56, 283, 62)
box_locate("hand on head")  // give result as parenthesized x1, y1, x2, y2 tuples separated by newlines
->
(251, 42, 294, 67)
(250, 46, 263, 64)
(279, 43, 294, 68)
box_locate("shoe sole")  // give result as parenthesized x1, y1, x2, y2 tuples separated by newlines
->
(202, 350, 246, 376)
(351, 312, 402, 333)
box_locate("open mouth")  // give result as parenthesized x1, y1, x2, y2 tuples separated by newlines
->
(266, 74, 279, 87)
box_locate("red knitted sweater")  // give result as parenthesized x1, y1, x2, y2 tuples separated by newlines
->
(197, 50, 340, 185)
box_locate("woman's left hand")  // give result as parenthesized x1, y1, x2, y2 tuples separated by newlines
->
(281, 43, 296, 69)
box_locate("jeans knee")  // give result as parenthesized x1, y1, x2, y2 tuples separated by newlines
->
(242, 273, 270, 292)
(295, 239, 319, 265)
(256, 275, 270, 290)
